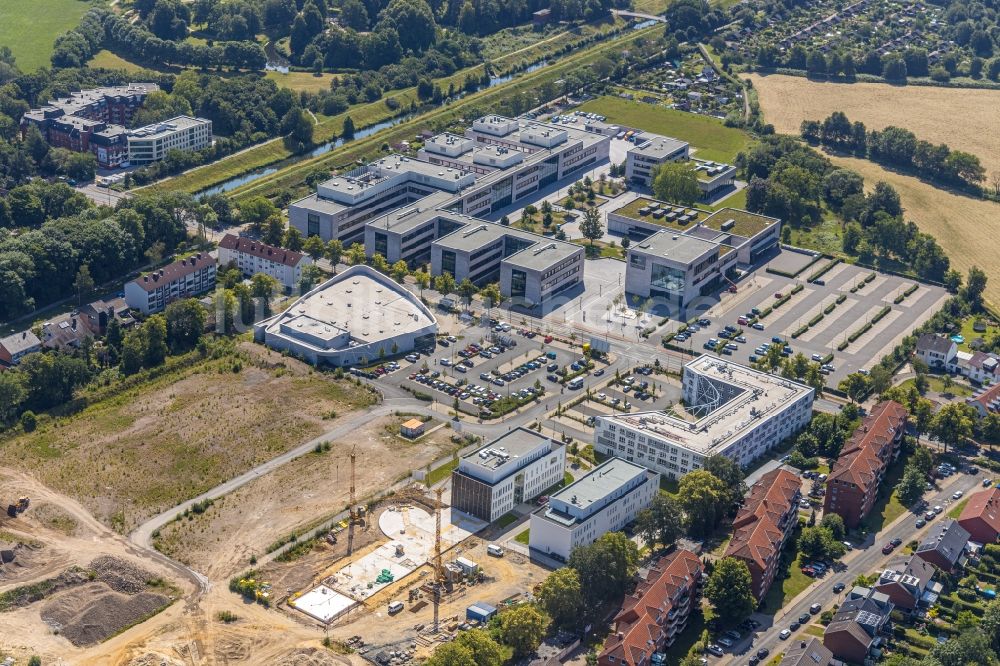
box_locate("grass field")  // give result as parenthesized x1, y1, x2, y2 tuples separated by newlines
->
(749, 74, 1000, 178)
(0, 0, 91, 71)
(576, 96, 751, 162)
(859, 457, 907, 533)
(88, 49, 158, 74)
(948, 497, 970, 518)
(0, 344, 376, 532)
(264, 70, 340, 93)
(899, 376, 974, 398)
(760, 547, 813, 614)
(828, 154, 1000, 308)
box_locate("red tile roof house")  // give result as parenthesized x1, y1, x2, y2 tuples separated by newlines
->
(824, 401, 908, 528)
(217, 234, 311, 291)
(873, 555, 936, 613)
(958, 487, 1000, 544)
(723, 468, 801, 602)
(967, 382, 1000, 418)
(598, 550, 703, 666)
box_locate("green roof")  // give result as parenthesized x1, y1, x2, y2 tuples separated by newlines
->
(611, 197, 711, 232)
(702, 208, 777, 238)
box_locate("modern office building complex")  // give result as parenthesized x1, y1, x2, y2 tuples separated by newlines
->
(624, 134, 689, 186)
(254, 265, 437, 367)
(611, 201, 780, 310)
(288, 115, 607, 307)
(218, 234, 312, 290)
(20, 83, 159, 168)
(124, 253, 217, 315)
(824, 401, 907, 528)
(529, 458, 658, 561)
(449, 428, 565, 523)
(594, 356, 814, 478)
(127, 116, 213, 164)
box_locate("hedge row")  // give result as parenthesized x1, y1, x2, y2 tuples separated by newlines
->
(766, 266, 797, 278)
(792, 284, 804, 295)
(895, 283, 922, 304)
(792, 325, 809, 338)
(809, 313, 824, 326)
(836, 294, 847, 304)
(871, 305, 892, 324)
(808, 257, 841, 283)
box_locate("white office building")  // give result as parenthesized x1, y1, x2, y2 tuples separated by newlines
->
(218, 234, 312, 290)
(529, 458, 658, 562)
(594, 356, 814, 478)
(253, 265, 437, 366)
(450, 428, 566, 523)
(625, 135, 689, 186)
(127, 115, 212, 163)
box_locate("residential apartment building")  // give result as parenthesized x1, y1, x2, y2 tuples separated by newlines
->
(217, 234, 312, 290)
(450, 428, 565, 523)
(915, 519, 970, 571)
(124, 253, 217, 315)
(724, 468, 801, 601)
(873, 555, 937, 613)
(823, 400, 908, 528)
(0, 331, 42, 367)
(128, 116, 213, 163)
(19, 83, 158, 168)
(958, 486, 1000, 544)
(597, 550, 703, 666)
(914, 333, 958, 370)
(823, 587, 894, 664)
(594, 356, 814, 478)
(529, 458, 658, 562)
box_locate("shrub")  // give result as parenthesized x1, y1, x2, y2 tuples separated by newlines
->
(808, 313, 824, 326)
(20, 410, 37, 432)
(791, 284, 804, 294)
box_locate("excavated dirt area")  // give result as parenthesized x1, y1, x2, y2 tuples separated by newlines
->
(41, 582, 169, 647)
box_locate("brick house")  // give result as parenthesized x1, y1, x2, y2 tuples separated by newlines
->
(824, 401, 908, 528)
(873, 555, 936, 612)
(823, 588, 894, 664)
(598, 550, 703, 666)
(958, 487, 1000, 544)
(915, 519, 970, 571)
(723, 468, 801, 601)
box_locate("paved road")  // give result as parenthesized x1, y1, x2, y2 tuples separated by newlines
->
(718, 470, 985, 664)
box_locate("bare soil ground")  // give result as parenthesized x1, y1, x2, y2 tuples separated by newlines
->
(151, 415, 463, 580)
(827, 154, 1000, 307)
(0, 344, 377, 531)
(749, 74, 1000, 178)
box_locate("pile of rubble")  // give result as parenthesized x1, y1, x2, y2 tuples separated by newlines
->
(89, 555, 154, 594)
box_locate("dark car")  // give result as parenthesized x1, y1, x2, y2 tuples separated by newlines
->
(757, 648, 770, 659)
(890, 537, 902, 547)
(789, 622, 800, 631)
(833, 582, 846, 593)
(798, 613, 811, 624)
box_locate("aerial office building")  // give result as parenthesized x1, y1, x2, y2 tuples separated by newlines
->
(450, 428, 566, 523)
(127, 116, 213, 164)
(594, 356, 814, 478)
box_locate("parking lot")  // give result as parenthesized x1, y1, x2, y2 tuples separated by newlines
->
(676, 256, 949, 384)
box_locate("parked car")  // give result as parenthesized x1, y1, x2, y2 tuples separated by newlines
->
(916, 518, 927, 528)
(706, 644, 725, 657)
(757, 648, 770, 659)
(833, 582, 846, 593)
(779, 630, 791, 640)
(751, 322, 765, 330)
(882, 542, 896, 554)
(810, 603, 822, 614)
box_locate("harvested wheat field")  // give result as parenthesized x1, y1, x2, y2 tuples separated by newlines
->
(750, 74, 1000, 178)
(0, 344, 377, 531)
(829, 154, 1000, 307)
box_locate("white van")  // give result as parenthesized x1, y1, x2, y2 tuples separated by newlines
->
(388, 601, 404, 614)
(567, 377, 584, 390)
(487, 544, 505, 557)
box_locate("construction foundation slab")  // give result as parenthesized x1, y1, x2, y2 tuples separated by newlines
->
(291, 585, 357, 623)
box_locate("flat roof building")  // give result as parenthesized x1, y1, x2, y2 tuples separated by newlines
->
(450, 428, 565, 523)
(625, 134, 690, 187)
(128, 115, 212, 164)
(253, 265, 437, 366)
(529, 457, 658, 561)
(595, 356, 814, 477)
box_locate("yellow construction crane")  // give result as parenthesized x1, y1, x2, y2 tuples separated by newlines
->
(432, 484, 445, 633)
(347, 448, 358, 555)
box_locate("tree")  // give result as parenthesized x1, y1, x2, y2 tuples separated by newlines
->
(435, 272, 456, 298)
(239, 196, 278, 232)
(869, 365, 892, 396)
(493, 604, 550, 658)
(896, 465, 925, 508)
(391, 260, 409, 284)
(121, 332, 145, 375)
(342, 115, 356, 140)
(414, 269, 431, 296)
(454, 629, 507, 666)
(165, 299, 206, 353)
(376, 0, 437, 52)
(931, 403, 975, 452)
(263, 216, 285, 246)
(325, 239, 344, 270)
(303, 234, 326, 261)
(704, 557, 755, 625)
(820, 513, 846, 541)
(73, 264, 95, 305)
(283, 227, 304, 252)
(457, 278, 478, 310)
(0, 371, 27, 426)
(798, 525, 846, 560)
(479, 282, 501, 308)
(568, 532, 639, 609)
(652, 162, 701, 205)
(839, 372, 870, 402)
(678, 470, 728, 537)
(648, 492, 685, 547)
(580, 207, 604, 247)
(704, 454, 746, 516)
(425, 642, 476, 666)
(981, 598, 1000, 651)
(929, 629, 997, 666)
(281, 109, 313, 146)
(963, 266, 988, 310)
(142, 315, 169, 367)
(882, 55, 907, 81)
(537, 568, 584, 630)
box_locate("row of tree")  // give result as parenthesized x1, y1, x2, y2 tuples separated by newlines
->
(802, 111, 986, 188)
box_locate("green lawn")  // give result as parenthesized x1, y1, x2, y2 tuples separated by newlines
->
(948, 497, 970, 519)
(956, 317, 1000, 353)
(515, 529, 530, 544)
(708, 188, 747, 211)
(661, 609, 706, 664)
(859, 457, 908, 533)
(424, 458, 458, 487)
(265, 70, 341, 93)
(496, 512, 519, 528)
(0, 0, 91, 71)
(760, 539, 813, 614)
(576, 96, 752, 163)
(898, 376, 974, 398)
